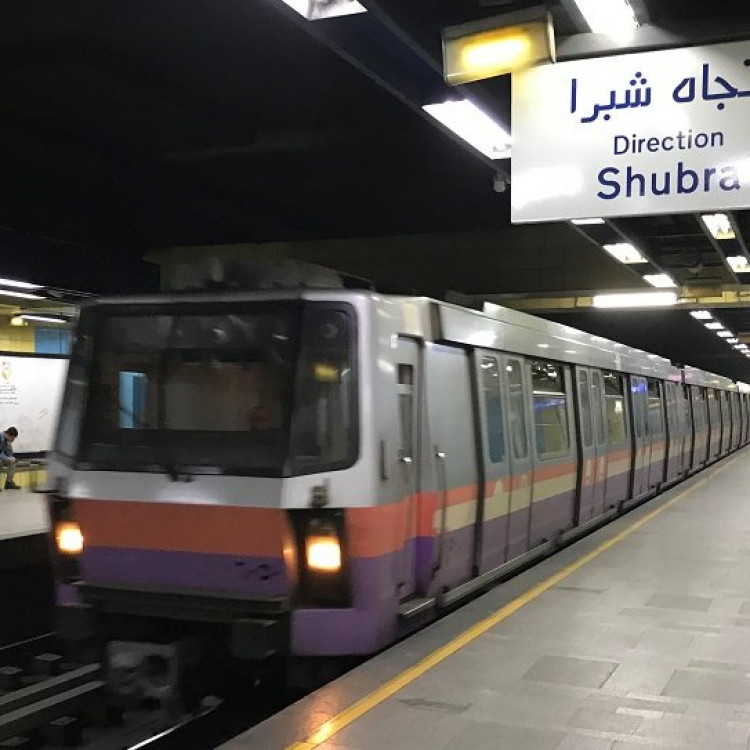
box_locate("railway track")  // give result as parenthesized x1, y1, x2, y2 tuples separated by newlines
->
(0, 635, 309, 749)
(0, 634, 225, 749)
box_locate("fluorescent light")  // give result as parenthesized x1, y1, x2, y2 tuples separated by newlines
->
(19, 314, 67, 324)
(0, 289, 44, 300)
(643, 274, 676, 288)
(728, 338, 739, 344)
(571, 0, 638, 38)
(280, 0, 366, 20)
(0, 277, 42, 290)
(727, 255, 750, 273)
(705, 322, 724, 330)
(690, 310, 713, 320)
(717, 330, 733, 338)
(593, 292, 677, 309)
(701, 213, 735, 240)
(603, 242, 645, 264)
(735, 344, 748, 350)
(572, 218, 605, 225)
(443, 18, 555, 84)
(422, 100, 511, 160)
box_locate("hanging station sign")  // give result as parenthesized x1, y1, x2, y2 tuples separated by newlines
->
(511, 39, 750, 222)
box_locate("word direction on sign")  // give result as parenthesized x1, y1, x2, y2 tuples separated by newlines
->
(511, 40, 750, 223)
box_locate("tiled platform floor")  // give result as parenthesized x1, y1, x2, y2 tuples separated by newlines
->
(225, 448, 750, 750)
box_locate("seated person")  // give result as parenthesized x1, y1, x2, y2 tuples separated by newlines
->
(0, 427, 19, 490)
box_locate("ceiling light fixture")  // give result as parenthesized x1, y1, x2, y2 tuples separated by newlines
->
(643, 274, 677, 288)
(727, 255, 750, 273)
(690, 310, 713, 320)
(701, 213, 735, 240)
(570, 0, 639, 38)
(19, 314, 67, 325)
(0, 289, 44, 300)
(0, 278, 42, 290)
(279, 0, 366, 20)
(422, 100, 511, 160)
(603, 242, 646, 264)
(571, 218, 605, 225)
(717, 330, 733, 338)
(728, 338, 740, 344)
(705, 322, 724, 330)
(442, 12, 555, 84)
(592, 292, 677, 309)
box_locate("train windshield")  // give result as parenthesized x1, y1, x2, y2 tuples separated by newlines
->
(61, 301, 357, 476)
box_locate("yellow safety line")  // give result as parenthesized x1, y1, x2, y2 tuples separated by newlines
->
(287, 455, 739, 750)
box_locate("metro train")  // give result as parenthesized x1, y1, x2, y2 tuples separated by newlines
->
(47, 289, 750, 692)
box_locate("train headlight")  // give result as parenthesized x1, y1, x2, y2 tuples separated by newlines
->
(306, 529, 342, 573)
(56, 522, 84, 555)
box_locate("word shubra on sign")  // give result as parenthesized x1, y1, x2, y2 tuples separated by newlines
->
(511, 40, 750, 222)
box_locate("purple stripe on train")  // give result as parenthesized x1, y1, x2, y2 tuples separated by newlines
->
(81, 546, 290, 597)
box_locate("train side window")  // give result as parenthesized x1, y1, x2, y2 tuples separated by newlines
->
(506, 359, 529, 460)
(531, 361, 570, 459)
(647, 379, 664, 436)
(481, 356, 505, 463)
(397, 364, 414, 460)
(591, 370, 606, 446)
(603, 371, 627, 445)
(577, 369, 593, 448)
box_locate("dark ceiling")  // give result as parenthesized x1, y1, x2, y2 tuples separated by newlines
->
(3, 0, 750, 377)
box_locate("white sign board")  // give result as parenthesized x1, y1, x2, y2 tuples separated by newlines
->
(511, 39, 750, 222)
(0, 356, 68, 454)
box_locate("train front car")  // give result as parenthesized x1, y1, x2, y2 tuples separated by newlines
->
(46, 290, 386, 695)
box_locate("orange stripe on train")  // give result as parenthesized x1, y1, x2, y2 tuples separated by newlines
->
(74, 499, 292, 558)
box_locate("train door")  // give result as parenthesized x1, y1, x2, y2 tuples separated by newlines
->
(602, 371, 630, 509)
(731, 393, 741, 450)
(395, 337, 421, 600)
(590, 369, 608, 518)
(528, 360, 577, 548)
(664, 382, 684, 483)
(501, 355, 533, 561)
(744, 395, 750, 444)
(423, 343, 479, 592)
(474, 351, 511, 572)
(707, 389, 721, 461)
(575, 367, 596, 524)
(646, 379, 666, 488)
(630, 375, 649, 498)
(691, 386, 709, 471)
(719, 391, 731, 455)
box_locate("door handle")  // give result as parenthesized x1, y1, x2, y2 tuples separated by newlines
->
(400, 455, 413, 465)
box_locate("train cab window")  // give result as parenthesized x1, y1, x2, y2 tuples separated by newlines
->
(481, 356, 505, 463)
(576, 370, 593, 448)
(603, 372, 627, 445)
(530, 361, 570, 459)
(290, 308, 356, 471)
(506, 359, 529, 460)
(647, 379, 664, 436)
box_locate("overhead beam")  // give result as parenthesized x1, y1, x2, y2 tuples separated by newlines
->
(557, 19, 750, 61)
(694, 214, 741, 285)
(469, 284, 750, 314)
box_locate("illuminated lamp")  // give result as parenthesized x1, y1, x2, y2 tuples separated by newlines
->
(443, 9, 555, 85)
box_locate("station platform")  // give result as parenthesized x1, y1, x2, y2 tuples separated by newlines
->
(0, 489, 49, 543)
(224, 447, 750, 750)
(0, 489, 53, 646)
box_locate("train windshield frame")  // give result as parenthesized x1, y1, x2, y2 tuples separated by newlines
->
(59, 300, 358, 477)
